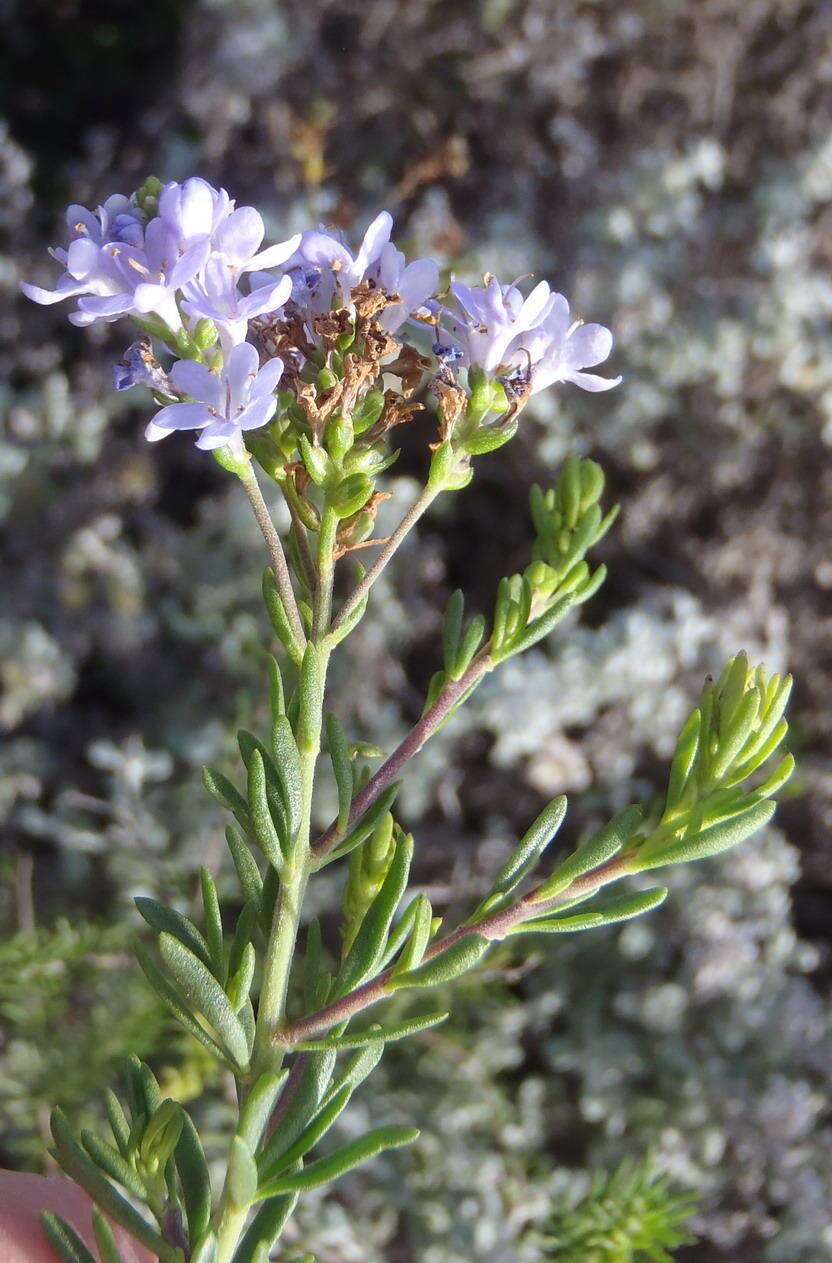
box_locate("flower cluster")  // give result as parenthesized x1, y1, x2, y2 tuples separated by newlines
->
(22, 176, 620, 463)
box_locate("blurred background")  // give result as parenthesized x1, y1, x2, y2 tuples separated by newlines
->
(1, 1, 831, 1259)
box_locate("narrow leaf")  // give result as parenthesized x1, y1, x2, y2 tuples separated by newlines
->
(238, 1071, 288, 1152)
(92, 1210, 124, 1263)
(634, 800, 776, 870)
(50, 1111, 167, 1255)
(532, 805, 643, 903)
(135, 941, 229, 1065)
(226, 827, 263, 911)
(390, 935, 489, 990)
(296, 1011, 449, 1052)
(509, 886, 667, 934)
(228, 1135, 259, 1210)
(174, 1108, 212, 1244)
(254, 1127, 419, 1197)
(200, 867, 225, 979)
(81, 1131, 145, 1199)
(41, 1213, 98, 1263)
(247, 748, 287, 867)
(258, 1085, 352, 1186)
(327, 714, 353, 837)
(134, 897, 211, 970)
(336, 832, 413, 995)
(324, 782, 402, 863)
(158, 933, 250, 1070)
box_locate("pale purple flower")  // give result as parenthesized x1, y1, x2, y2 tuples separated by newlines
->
(182, 262, 293, 349)
(21, 179, 299, 338)
(20, 194, 145, 313)
(145, 342, 283, 452)
(439, 276, 621, 394)
(281, 211, 438, 330)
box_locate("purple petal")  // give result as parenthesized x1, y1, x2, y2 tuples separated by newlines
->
(564, 323, 614, 369)
(195, 420, 238, 450)
(565, 369, 622, 392)
(214, 207, 264, 266)
(237, 394, 278, 432)
(145, 402, 212, 441)
(253, 356, 284, 396)
(355, 211, 393, 275)
(21, 277, 88, 305)
(169, 239, 211, 288)
(225, 341, 260, 408)
(238, 274, 292, 319)
(244, 232, 302, 272)
(170, 359, 223, 407)
(159, 178, 215, 240)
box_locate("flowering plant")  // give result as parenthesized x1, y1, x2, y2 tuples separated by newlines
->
(22, 177, 793, 1263)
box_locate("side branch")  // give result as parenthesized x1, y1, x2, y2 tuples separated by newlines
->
(238, 461, 307, 651)
(313, 651, 492, 858)
(329, 482, 441, 636)
(280, 854, 632, 1045)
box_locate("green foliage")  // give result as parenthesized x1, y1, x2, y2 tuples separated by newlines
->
(538, 1158, 698, 1262)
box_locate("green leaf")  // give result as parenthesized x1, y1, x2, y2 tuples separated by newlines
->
(443, 590, 465, 673)
(298, 643, 323, 754)
(81, 1130, 145, 1199)
(189, 1236, 218, 1263)
(258, 1085, 353, 1187)
(238, 1071, 288, 1152)
(392, 893, 434, 975)
(475, 796, 567, 917)
(200, 867, 225, 979)
(50, 1110, 167, 1255)
(226, 827, 263, 911)
(234, 1195, 298, 1263)
(509, 887, 668, 934)
(390, 934, 489, 990)
(295, 1011, 449, 1052)
(323, 782, 402, 863)
(267, 654, 285, 721)
(255, 1126, 419, 1197)
(227, 941, 256, 1011)
(247, 748, 287, 868)
(104, 1090, 131, 1158)
(664, 708, 701, 812)
(503, 593, 576, 658)
(140, 1099, 184, 1171)
(202, 766, 251, 832)
(41, 1213, 98, 1263)
(158, 933, 250, 1070)
(532, 805, 643, 903)
(92, 1209, 124, 1263)
(174, 1107, 213, 1245)
(262, 567, 304, 667)
(327, 714, 353, 837)
(634, 800, 777, 871)
(135, 941, 229, 1064)
(258, 1051, 337, 1172)
(336, 832, 413, 994)
(228, 1135, 259, 1209)
(322, 1042, 385, 1106)
(134, 897, 212, 970)
(272, 715, 304, 840)
(453, 614, 487, 679)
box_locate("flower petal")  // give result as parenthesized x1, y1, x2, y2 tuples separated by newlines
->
(564, 323, 614, 369)
(244, 232, 303, 272)
(237, 394, 278, 432)
(254, 356, 284, 396)
(145, 402, 212, 441)
(214, 207, 264, 266)
(170, 359, 222, 407)
(565, 369, 622, 392)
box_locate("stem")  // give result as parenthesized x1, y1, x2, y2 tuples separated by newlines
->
(237, 460, 307, 652)
(329, 481, 441, 636)
(313, 651, 492, 858)
(282, 854, 633, 1045)
(214, 489, 338, 1261)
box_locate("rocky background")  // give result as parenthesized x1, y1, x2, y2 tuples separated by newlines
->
(1, 2, 831, 1260)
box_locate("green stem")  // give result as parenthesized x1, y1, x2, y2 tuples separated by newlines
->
(329, 481, 441, 635)
(237, 460, 307, 652)
(213, 495, 339, 1261)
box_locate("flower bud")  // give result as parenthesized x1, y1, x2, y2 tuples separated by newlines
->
(325, 415, 354, 463)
